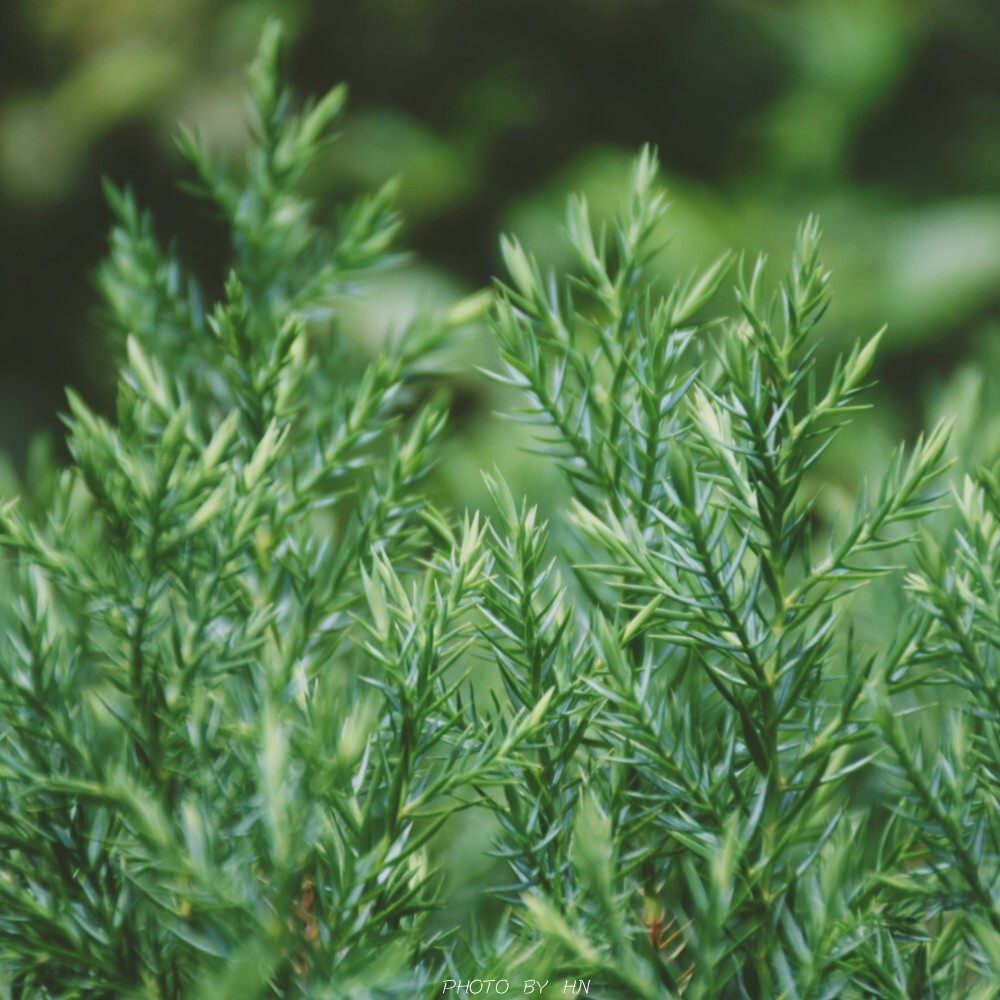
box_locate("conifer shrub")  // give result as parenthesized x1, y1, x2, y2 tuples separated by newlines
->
(1, 21, 998, 1000)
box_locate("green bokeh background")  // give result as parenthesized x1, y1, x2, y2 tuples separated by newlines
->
(2, 0, 999, 467)
(1, 0, 999, 519)
(0, 0, 998, 472)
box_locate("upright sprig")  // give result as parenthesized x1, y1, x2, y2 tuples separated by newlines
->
(485, 150, 953, 997)
(490, 147, 731, 527)
(0, 22, 530, 999)
(479, 473, 594, 912)
(872, 462, 1000, 991)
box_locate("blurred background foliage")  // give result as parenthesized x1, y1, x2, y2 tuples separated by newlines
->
(1, 0, 998, 507)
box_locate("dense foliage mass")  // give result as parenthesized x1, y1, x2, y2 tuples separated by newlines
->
(1, 25, 999, 999)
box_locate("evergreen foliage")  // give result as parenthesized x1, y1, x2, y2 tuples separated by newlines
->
(1, 22, 998, 999)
